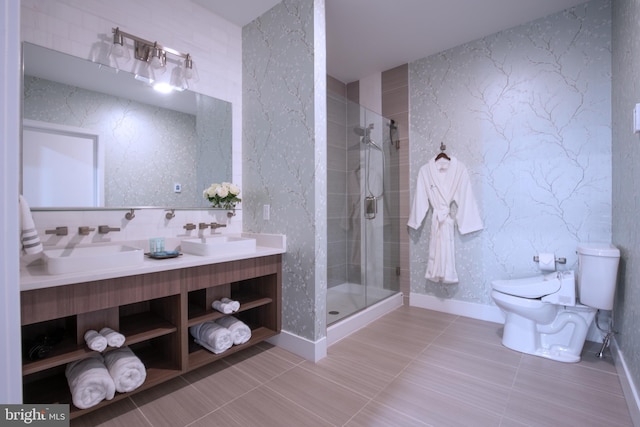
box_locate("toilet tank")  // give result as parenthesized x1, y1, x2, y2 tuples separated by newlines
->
(577, 243, 620, 310)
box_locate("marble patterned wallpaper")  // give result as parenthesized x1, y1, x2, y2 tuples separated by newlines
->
(23, 76, 231, 207)
(611, 0, 640, 403)
(243, 0, 327, 341)
(409, 1, 612, 303)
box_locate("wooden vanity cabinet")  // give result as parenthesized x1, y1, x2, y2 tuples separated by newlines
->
(20, 254, 282, 419)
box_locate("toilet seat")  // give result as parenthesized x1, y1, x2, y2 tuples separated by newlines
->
(491, 272, 560, 298)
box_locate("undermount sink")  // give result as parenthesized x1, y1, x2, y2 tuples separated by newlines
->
(181, 235, 257, 257)
(42, 244, 144, 275)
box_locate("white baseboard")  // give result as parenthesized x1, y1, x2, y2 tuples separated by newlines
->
(410, 292, 505, 324)
(611, 338, 640, 426)
(268, 293, 403, 362)
(266, 329, 327, 362)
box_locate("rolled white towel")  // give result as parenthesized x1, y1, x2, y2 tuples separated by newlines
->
(84, 330, 107, 352)
(212, 300, 234, 314)
(99, 327, 125, 348)
(215, 316, 251, 345)
(103, 346, 146, 393)
(189, 321, 232, 354)
(65, 354, 115, 409)
(221, 297, 240, 312)
(195, 339, 227, 355)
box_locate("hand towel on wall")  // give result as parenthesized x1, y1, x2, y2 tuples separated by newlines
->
(189, 321, 232, 354)
(19, 195, 43, 255)
(102, 346, 146, 393)
(215, 316, 251, 345)
(65, 354, 115, 409)
(407, 157, 483, 283)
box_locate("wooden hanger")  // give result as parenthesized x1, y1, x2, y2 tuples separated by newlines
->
(435, 142, 450, 161)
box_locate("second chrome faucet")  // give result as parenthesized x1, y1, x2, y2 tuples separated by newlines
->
(98, 225, 121, 234)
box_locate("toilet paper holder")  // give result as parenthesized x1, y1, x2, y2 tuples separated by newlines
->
(533, 255, 566, 264)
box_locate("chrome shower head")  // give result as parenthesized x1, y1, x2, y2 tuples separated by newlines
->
(353, 126, 367, 137)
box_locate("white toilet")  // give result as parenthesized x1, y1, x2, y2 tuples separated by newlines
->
(491, 243, 620, 363)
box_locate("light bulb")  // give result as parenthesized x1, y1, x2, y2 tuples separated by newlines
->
(153, 82, 173, 94)
(111, 43, 124, 58)
(182, 55, 199, 83)
(150, 45, 166, 69)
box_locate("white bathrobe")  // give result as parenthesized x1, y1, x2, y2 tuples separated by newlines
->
(408, 157, 483, 283)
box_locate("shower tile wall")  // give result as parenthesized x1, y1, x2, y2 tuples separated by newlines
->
(327, 76, 349, 289)
(326, 76, 363, 289)
(382, 65, 410, 303)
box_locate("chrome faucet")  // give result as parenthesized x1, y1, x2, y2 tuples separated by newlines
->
(210, 222, 227, 230)
(198, 222, 210, 230)
(183, 223, 196, 231)
(78, 226, 95, 236)
(45, 226, 68, 236)
(98, 225, 121, 234)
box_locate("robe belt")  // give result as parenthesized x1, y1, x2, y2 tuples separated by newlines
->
(435, 208, 450, 224)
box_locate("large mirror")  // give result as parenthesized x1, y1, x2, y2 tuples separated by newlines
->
(21, 42, 232, 209)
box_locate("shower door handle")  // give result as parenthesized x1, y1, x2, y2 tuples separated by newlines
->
(365, 196, 377, 219)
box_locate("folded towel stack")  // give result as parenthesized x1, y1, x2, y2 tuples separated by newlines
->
(19, 195, 43, 255)
(212, 298, 240, 314)
(190, 321, 232, 354)
(100, 327, 125, 348)
(103, 346, 147, 393)
(65, 354, 115, 409)
(215, 316, 252, 345)
(84, 330, 108, 352)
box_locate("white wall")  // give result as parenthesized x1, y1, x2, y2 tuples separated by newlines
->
(1, 0, 23, 403)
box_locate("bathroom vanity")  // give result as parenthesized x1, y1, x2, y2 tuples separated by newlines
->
(19, 234, 284, 419)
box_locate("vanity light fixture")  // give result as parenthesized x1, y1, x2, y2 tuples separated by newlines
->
(109, 27, 197, 93)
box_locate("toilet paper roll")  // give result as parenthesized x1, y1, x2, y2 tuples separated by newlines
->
(538, 253, 556, 272)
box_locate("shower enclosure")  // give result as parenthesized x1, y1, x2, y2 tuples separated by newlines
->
(327, 95, 400, 325)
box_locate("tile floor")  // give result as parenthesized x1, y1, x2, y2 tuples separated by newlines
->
(71, 306, 634, 426)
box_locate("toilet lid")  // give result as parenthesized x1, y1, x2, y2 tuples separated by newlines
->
(491, 273, 561, 298)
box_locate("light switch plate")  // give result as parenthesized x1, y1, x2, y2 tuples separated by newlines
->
(634, 104, 640, 134)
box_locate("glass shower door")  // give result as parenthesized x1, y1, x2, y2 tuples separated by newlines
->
(326, 95, 399, 325)
(358, 107, 399, 310)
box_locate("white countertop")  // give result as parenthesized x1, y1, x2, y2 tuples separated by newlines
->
(21, 233, 286, 291)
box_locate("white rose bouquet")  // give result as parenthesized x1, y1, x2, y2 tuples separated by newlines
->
(203, 182, 241, 209)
